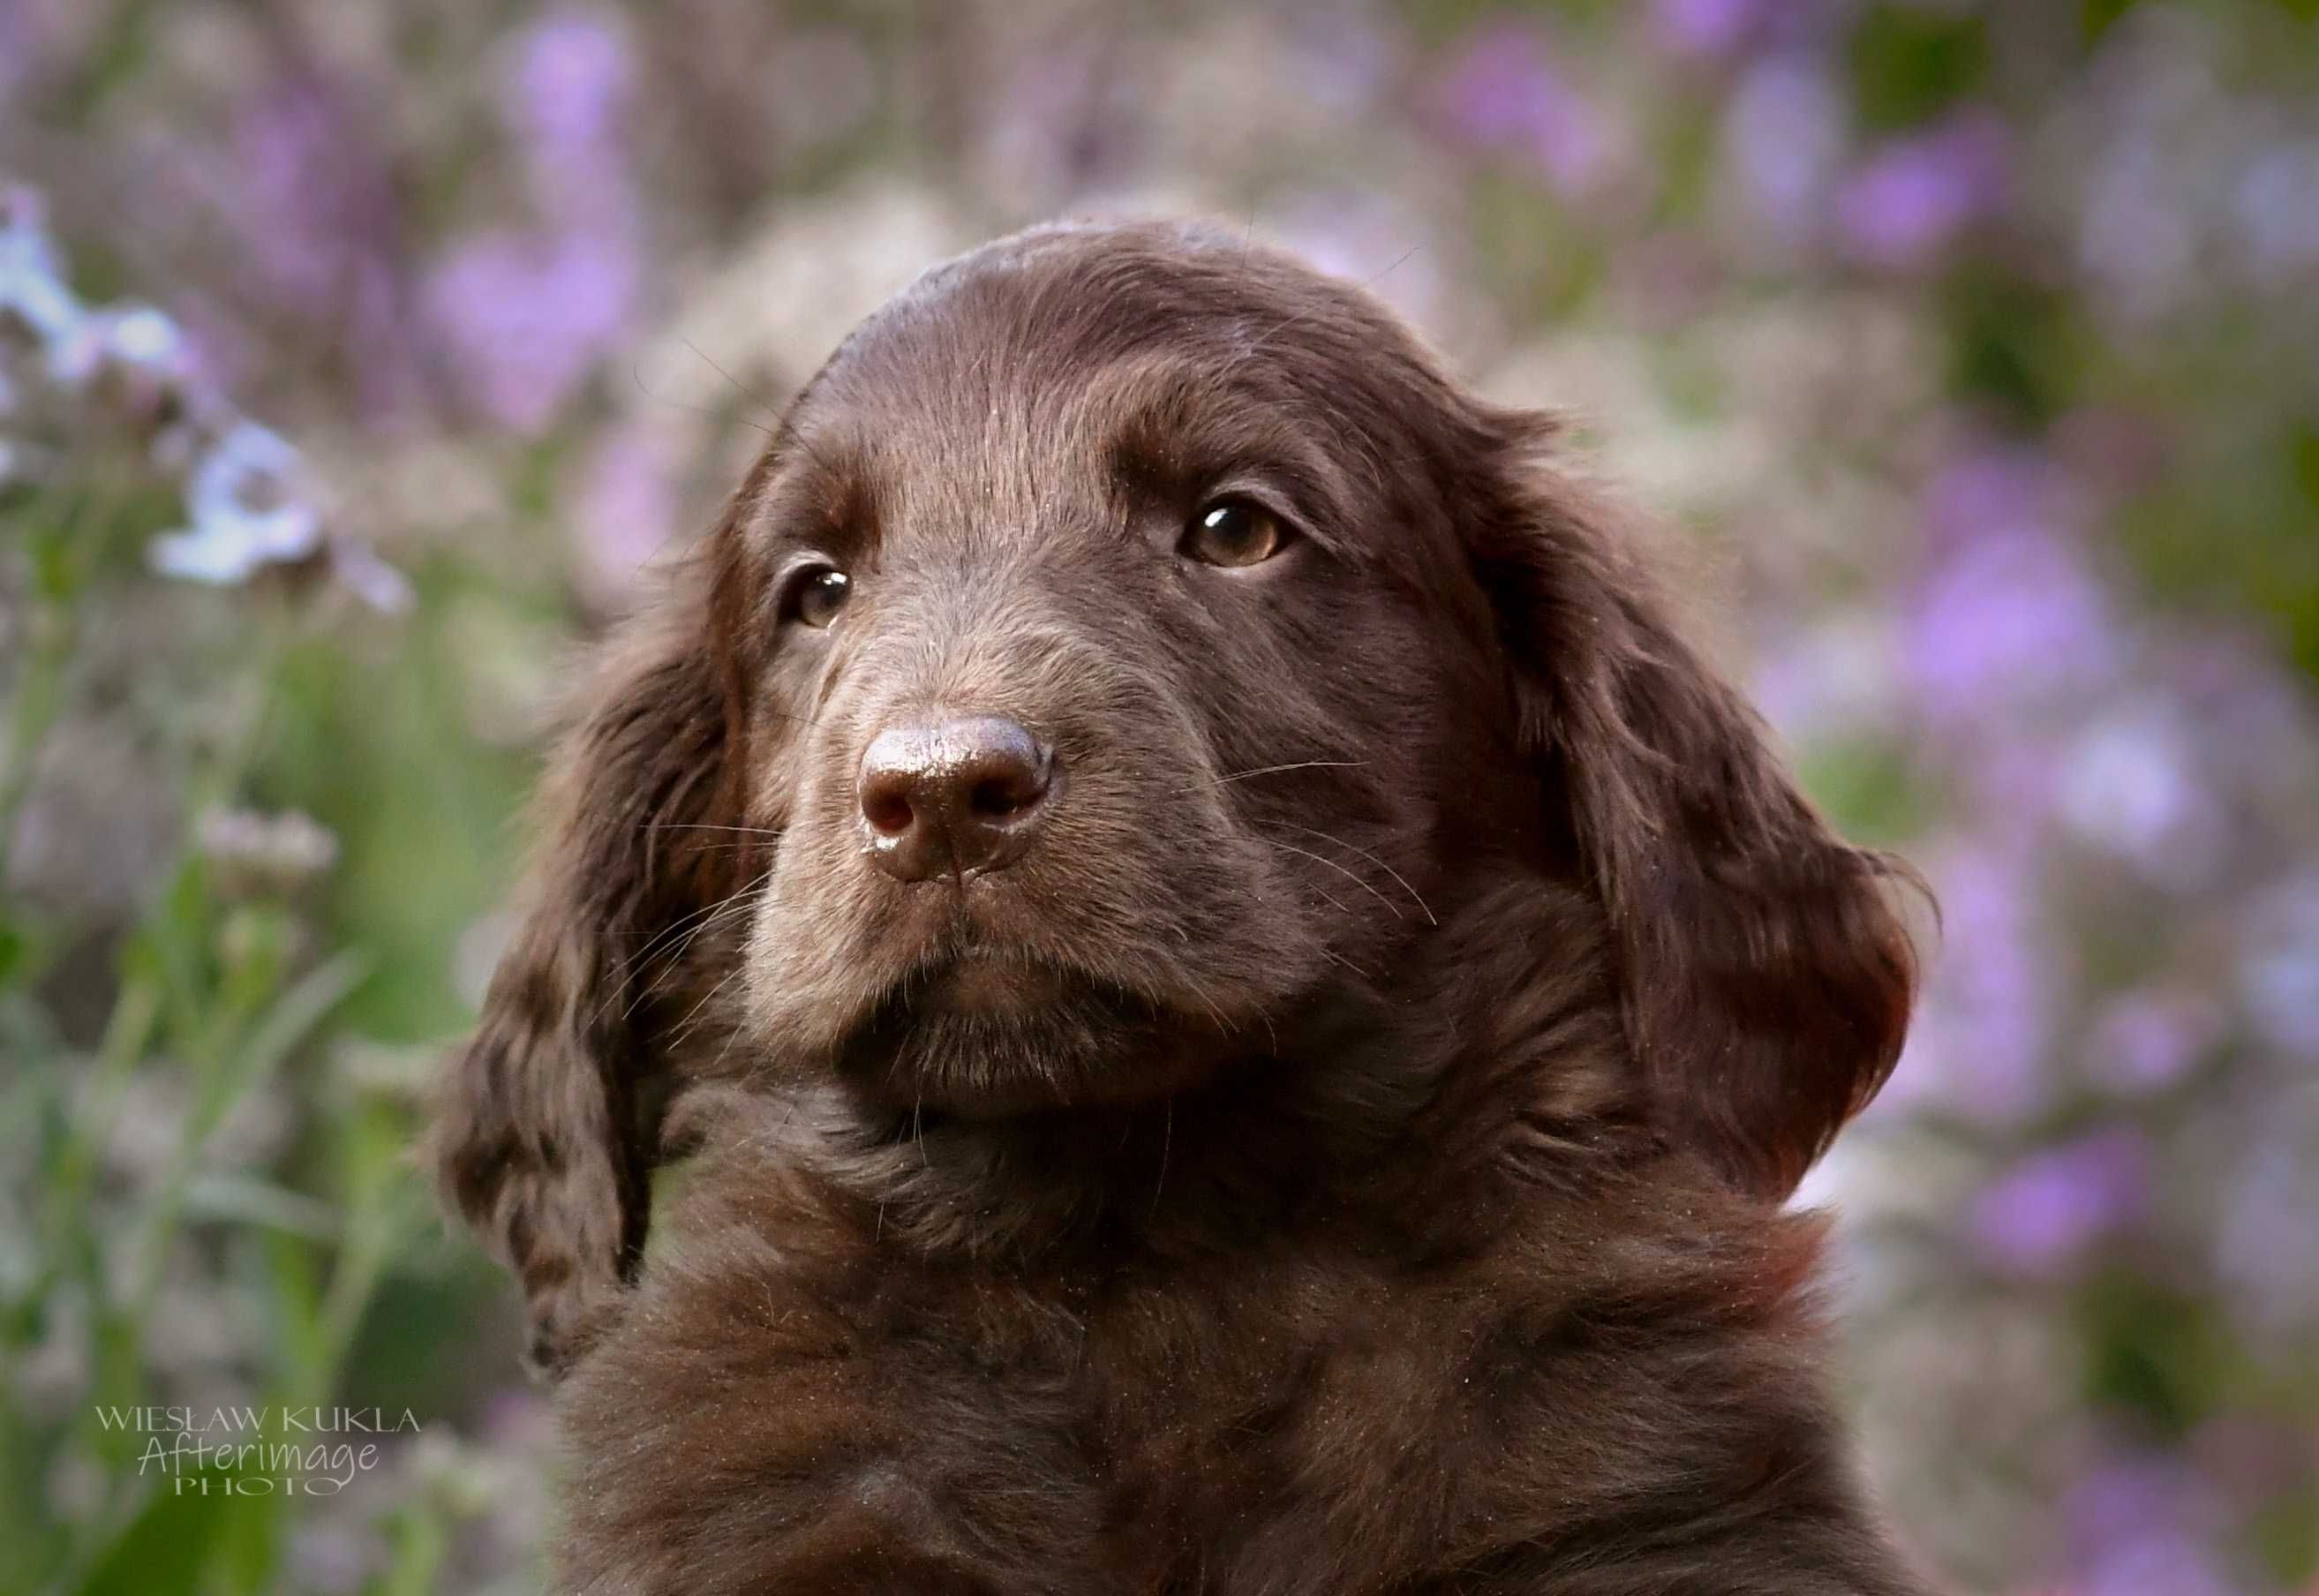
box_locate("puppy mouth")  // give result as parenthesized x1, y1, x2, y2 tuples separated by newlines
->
(829, 940, 1202, 1116)
(908, 945, 1083, 1016)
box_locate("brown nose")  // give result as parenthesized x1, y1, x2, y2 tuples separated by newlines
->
(858, 715, 1058, 882)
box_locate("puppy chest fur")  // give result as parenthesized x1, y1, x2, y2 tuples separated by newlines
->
(553, 1110, 1909, 1596)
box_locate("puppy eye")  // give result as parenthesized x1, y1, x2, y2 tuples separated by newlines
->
(1182, 500, 1292, 568)
(781, 565, 852, 629)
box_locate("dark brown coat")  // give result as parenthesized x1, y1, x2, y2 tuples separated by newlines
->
(427, 219, 1929, 1594)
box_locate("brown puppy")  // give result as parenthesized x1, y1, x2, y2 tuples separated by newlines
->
(427, 219, 1927, 1594)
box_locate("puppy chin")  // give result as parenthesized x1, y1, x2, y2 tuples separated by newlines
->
(830, 958, 1228, 1117)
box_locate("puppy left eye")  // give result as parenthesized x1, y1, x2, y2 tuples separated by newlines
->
(1181, 500, 1293, 568)
(780, 564, 852, 629)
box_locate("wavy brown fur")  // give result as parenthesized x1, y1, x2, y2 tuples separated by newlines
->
(428, 219, 1928, 1593)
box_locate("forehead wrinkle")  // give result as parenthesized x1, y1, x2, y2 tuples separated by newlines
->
(757, 418, 884, 564)
(1078, 357, 1366, 558)
(815, 312, 1097, 561)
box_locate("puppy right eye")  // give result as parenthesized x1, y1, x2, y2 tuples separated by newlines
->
(780, 565, 852, 629)
(1182, 499, 1294, 568)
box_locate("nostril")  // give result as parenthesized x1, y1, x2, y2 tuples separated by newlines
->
(862, 787, 915, 836)
(969, 770, 1044, 820)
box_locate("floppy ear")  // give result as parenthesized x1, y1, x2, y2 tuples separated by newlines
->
(1467, 408, 1918, 1200)
(424, 536, 756, 1377)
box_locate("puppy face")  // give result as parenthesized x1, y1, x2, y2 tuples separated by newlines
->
(430, 219, 1916, 1373)
(723, 224, 1507, 1116)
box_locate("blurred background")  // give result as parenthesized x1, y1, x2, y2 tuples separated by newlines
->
(3, 0, 2315, 1591)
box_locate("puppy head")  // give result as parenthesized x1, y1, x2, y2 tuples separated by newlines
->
(724, 222, 1506, 1116)
(433, 219, 1916, 1365)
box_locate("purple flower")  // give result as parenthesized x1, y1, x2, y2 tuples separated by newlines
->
(2233, 137, 2319, 286)
(1837, 111, 2010, 269)
(148, 421, 322, 581)
(328, 540, 416, 616)
(2238, 873, 2319, 1060)
(8, 181, 404, 608)
(1432, 23, 1613, 197)
(2217, 1127, 2319, 1336)
(62, 303, 211, 432)
(2083, 990, 2217, 1097)
(2066, 1457, 2215, 1553)
(1286, 5, 1398, 113)
(2078, 130, 2196, 321)
(2217, 1127, 2319, 1333)
(1720, 56, 1845, 242)
(196, 807, 340, 895)
(2055, 704, 2224, 886)
(506, 11, 637, 227)
(1651, 0, 1767, 60)
(1970, 1128, 2149, 1277)
(974, 35, 1129, 205)
(2082, 1536, 2238, 1596)
(508, 11, 634, 159)
(2165, 635, 2319, 806)
(227, 86, 376, 320)
(425, 228, 638, 435)
(147, 415, 408, 613)
(0, 0, 72, 105)
(210, 80, 428, 420)
(2064, 1459, 2237, 1596)
(99, 305, 185, 373)
(1909, 520, 2111, 702)
(1906, 451, 2119, 728)
(440, 12, 647, 435)
(573, 423, 680, 597)
(1748, 610, 1899, 745)
(0, 184, 91, 380)
(1887, 840, 2060, 1125)
(1923, 445, 2082, 546)
(1433, 23, 1552, 146)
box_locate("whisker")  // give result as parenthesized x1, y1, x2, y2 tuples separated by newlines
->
(1178, 759, 1367, 794)
(702, 1000, 757, 1080)
(1305, 883, 1353, 918)
(585, 876, 767, 1028)
(1259, 820, 1437, 926)
(681, 336, 785, 424)
(666, 959, 755, 1050)
(1259, 839, 1403, 921)
(630, 355, 776, 438)
(647, 823, 788, 836)
(597, 876, 755, 966)
(1173, 967, 1241, 1043)
(1235, 244, 1423, 366)
(621, 885, 767, 1025)
(604, 886, 757, 943)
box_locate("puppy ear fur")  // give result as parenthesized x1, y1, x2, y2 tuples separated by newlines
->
(423, 538, 751, 1377)
(1467, 406, 1919, 1201)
